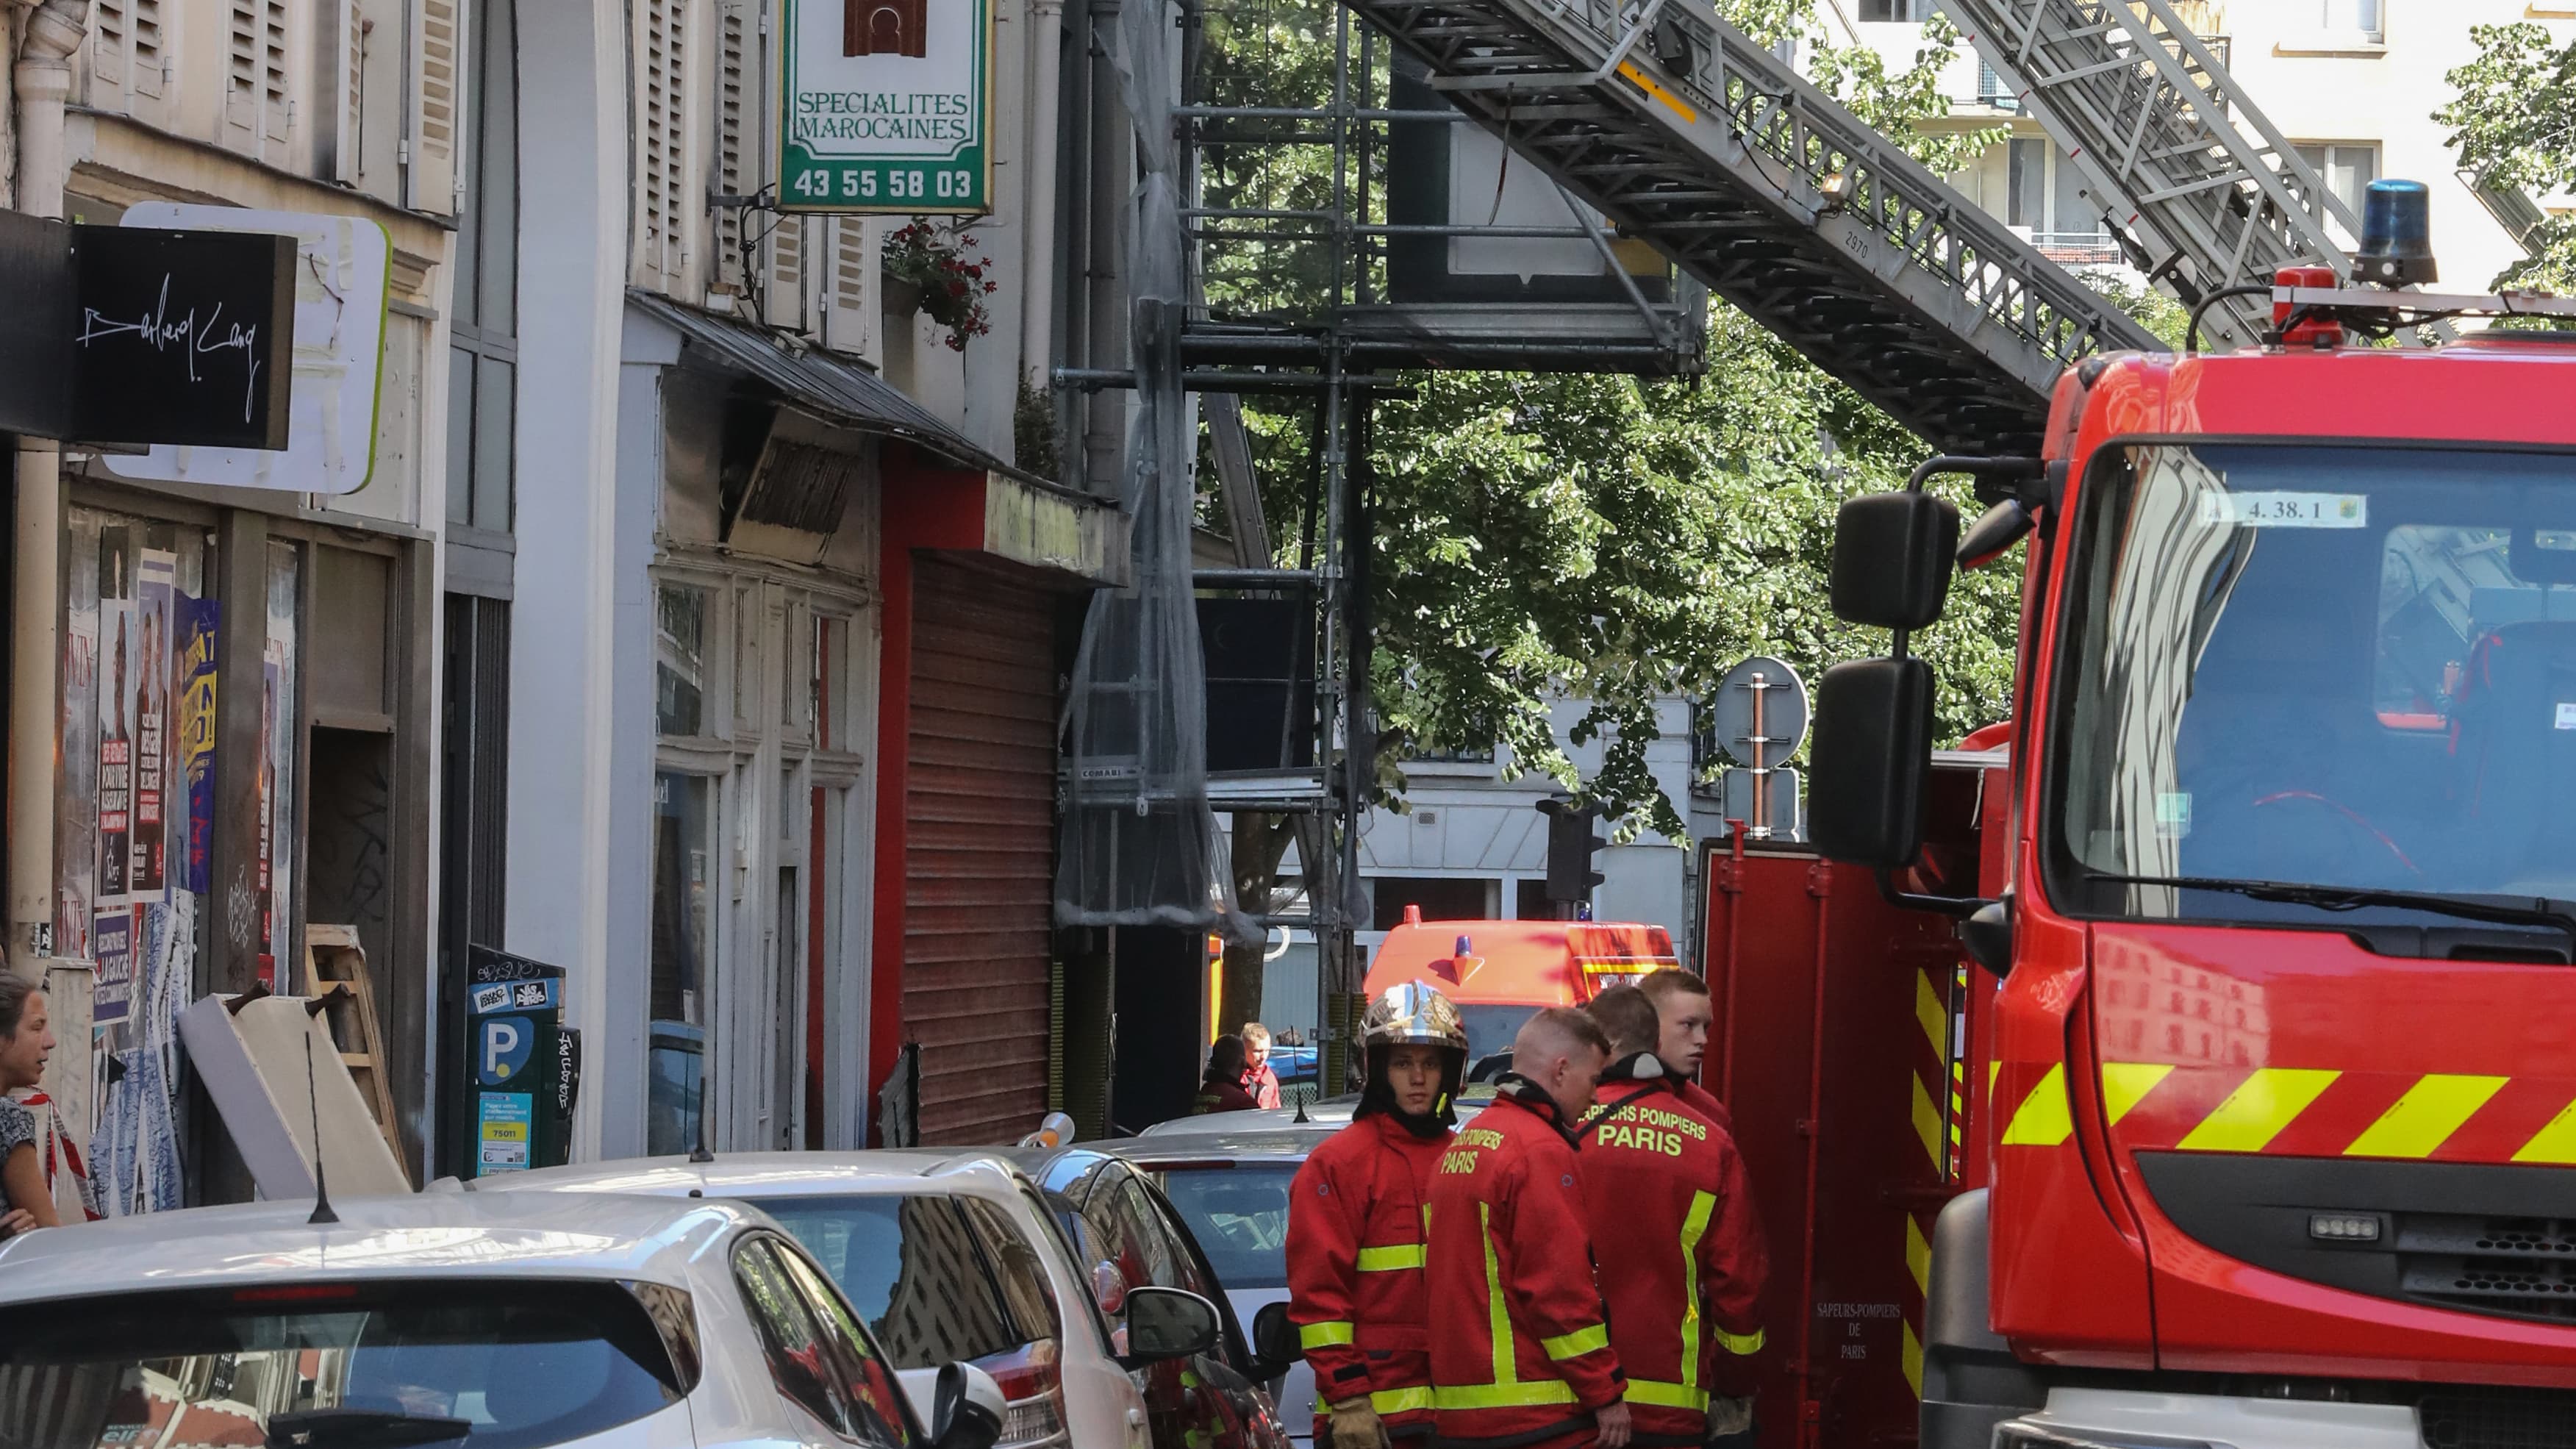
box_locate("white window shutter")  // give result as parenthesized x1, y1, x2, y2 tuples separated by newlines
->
(225, 1, 262, 151)
(713, 0, 747, 297)
(259, 0, 291, 153)
(331, 0, 361, 184)
(634, 0, 693, 293)
(92, 1, 129, 99)
(765, 214, 804, 332)
(408, 0, 463, 213)
(824, 218, 870, 355)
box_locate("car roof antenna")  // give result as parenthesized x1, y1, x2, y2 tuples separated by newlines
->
(301, 998, 340, 1226)
(1293, 1090, 1309, 1125)
(690, 1086, 715, 1164)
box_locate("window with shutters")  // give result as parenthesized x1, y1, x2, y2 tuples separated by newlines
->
(824, 219, 870, 356)
(634, 0, 695, 294)
(714, 0, 750, 297)
(90, 0, 170, 115)
(409, 0, 463, 213)
(448, 0, 518, 536)
(770, 214, 809, 332)
(226, 0, 293, 160)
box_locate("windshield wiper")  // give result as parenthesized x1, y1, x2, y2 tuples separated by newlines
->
(2083, 872, 2576, 944)
(265, 1409, 471, 1449)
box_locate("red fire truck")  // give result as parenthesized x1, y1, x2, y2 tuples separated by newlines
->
(1710, 185, 2576, 1449)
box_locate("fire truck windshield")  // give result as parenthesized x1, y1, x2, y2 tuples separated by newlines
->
(2053, 442, 2576, 925)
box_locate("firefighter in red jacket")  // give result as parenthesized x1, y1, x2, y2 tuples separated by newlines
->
(1425, 1007, 1630, 1449)
(1638, 968, 1732, 1134)
(1578, 987, 1767, 1449)
(1287, 984, 1469, 1449)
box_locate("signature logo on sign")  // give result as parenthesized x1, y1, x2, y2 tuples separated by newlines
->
(77, 273, 265, 423)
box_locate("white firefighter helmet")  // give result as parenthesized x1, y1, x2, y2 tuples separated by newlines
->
(1362, 981, 1468, 1053)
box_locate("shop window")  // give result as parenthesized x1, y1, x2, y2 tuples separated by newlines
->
(814, 614, 852, 751)
(656, 583, 711, 737)
(1370, 876, 1498, 931)
(2316, 0, 2381, 40)
(649, 769, 714, 1156)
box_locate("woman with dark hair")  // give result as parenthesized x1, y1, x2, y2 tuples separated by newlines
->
(0, 976, 58, 1237)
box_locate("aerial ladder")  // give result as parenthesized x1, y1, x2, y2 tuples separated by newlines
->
(1332, 0, 2160, 452)
(1932, 0, 2366, 348)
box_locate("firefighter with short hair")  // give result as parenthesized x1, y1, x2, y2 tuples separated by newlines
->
(1425, 1007, 1630, 1449)
(1287, 984, 1468, 1449)
(1580, 985, 1767, 1449)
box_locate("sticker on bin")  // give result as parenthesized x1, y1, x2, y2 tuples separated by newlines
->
(471, 983, 513, 1015)
(2558, 703, 2576, 731)
(2197, 491, 2366, 529)
(479, 1092, 533, 1171)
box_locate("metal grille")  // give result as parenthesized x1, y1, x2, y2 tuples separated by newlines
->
(2400, 1214, 2576, 1324)
(1337, 0, 2154, 451)
(2419, 1386, 2576, 1449)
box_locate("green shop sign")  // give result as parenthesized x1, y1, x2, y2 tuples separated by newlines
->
(780, 0, 993, 213)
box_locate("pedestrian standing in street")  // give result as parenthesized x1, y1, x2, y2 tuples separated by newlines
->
(1194, 1036, 1261, 1115)
(1425, 1007, 1629, 1449)
(1242, 1022, 1286, 1109)
(1285, 984, 1467, 1449)
(0, 976, 61, 1238)
(1638, 970, 1731, 1133)
(1578, 987, 1767, 1449)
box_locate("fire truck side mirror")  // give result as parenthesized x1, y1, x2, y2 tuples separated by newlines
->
(1808, 656, 1933, 869)
(1830, 491, 1958, 630)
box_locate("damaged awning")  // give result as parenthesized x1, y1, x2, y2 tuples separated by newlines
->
(628, 290, 1127, 587)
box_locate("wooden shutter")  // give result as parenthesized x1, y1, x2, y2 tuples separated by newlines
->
(769, 214, 808, 332)
(714, 1, 748, 296)
(634, 0, 692, 292)
(90, 0, 173, 123)
(91, 1, 129, 97)
(407, 0, 462, 212)
(824, 218, 870, 355)
(225, 0, 279, 155)
(903, 560, 1062, 1145)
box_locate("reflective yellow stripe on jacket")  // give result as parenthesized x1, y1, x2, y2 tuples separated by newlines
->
(1624, 1380, 1709, 1411)
(1301, 1321, 1356, 1350)
(1370, 1387, 1437, 1416)
(1431, 1203, 1594, 1412)
(1356, 1244, 1427, 1271)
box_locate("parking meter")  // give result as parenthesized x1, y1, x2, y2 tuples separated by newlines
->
(459, 945, 579, 1177)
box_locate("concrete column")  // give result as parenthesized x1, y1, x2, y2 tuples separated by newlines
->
(505, 0, 640, 1160)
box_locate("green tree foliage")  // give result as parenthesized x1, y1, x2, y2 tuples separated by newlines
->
(2440, 21, 2576, 292)
(1197, 0, 2055, 842)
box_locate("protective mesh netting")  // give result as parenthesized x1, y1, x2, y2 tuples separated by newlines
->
(1054, 0, 1248, 935)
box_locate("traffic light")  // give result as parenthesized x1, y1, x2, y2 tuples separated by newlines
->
(1536, 798, 1608, 905)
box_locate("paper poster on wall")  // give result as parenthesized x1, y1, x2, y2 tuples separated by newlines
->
(93, 906, 132, 1026)
(177, 595, 219, 897)
(95, 530, 134, 921)
(54, 591, 97, 963)
(131, 551, 174, 903)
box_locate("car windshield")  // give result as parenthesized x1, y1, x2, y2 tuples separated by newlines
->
(1145, 1164, 1298, 1290)
(1458, 1005, 1536, 1063)
(2055, 443, 2576, 920)
(745, 1193, 1037, 1368)
(0, 1278, 688, 1449)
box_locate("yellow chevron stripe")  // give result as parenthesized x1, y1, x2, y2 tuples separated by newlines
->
(1989, 1059, 2001, 1097)
(1900, 1320, 1924, 1399)
(1905, 1214, 1931, 1297)
(2175, 1068, 2341, 1153)
(2515, 1095, 2576, 1164)
(1916, 971, 1945, 1059)
(2100, 1062, 2175, 1127)
(1911, 1071, 1943, 1166)
(2000, 1063, 2073, 1146)
(2344, 1074, 2508, 1159)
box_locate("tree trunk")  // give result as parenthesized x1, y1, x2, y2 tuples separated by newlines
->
(1219, 811, 1298, 1035)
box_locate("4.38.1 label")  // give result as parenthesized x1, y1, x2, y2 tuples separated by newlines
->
(779, 0, 992, 215)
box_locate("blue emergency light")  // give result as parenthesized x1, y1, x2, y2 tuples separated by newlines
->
(2355, 178, 2436, 287)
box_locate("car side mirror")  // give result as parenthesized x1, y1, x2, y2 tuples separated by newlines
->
(1248, 1300, 1299, 1381)
(1119, 1285, 1223, 1370)
(1808, 657, 1934, 869)
(1831, 491, 1959, 629)
(930, 1362, 1006, 1449)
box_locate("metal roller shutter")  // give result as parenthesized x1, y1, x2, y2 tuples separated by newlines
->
(905, 558, 1059, 1143)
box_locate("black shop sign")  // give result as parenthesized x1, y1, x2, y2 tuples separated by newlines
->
(0, 217, 294, 448)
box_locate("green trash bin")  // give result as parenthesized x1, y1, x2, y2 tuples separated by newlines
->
(459, 945, 579, 1178)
